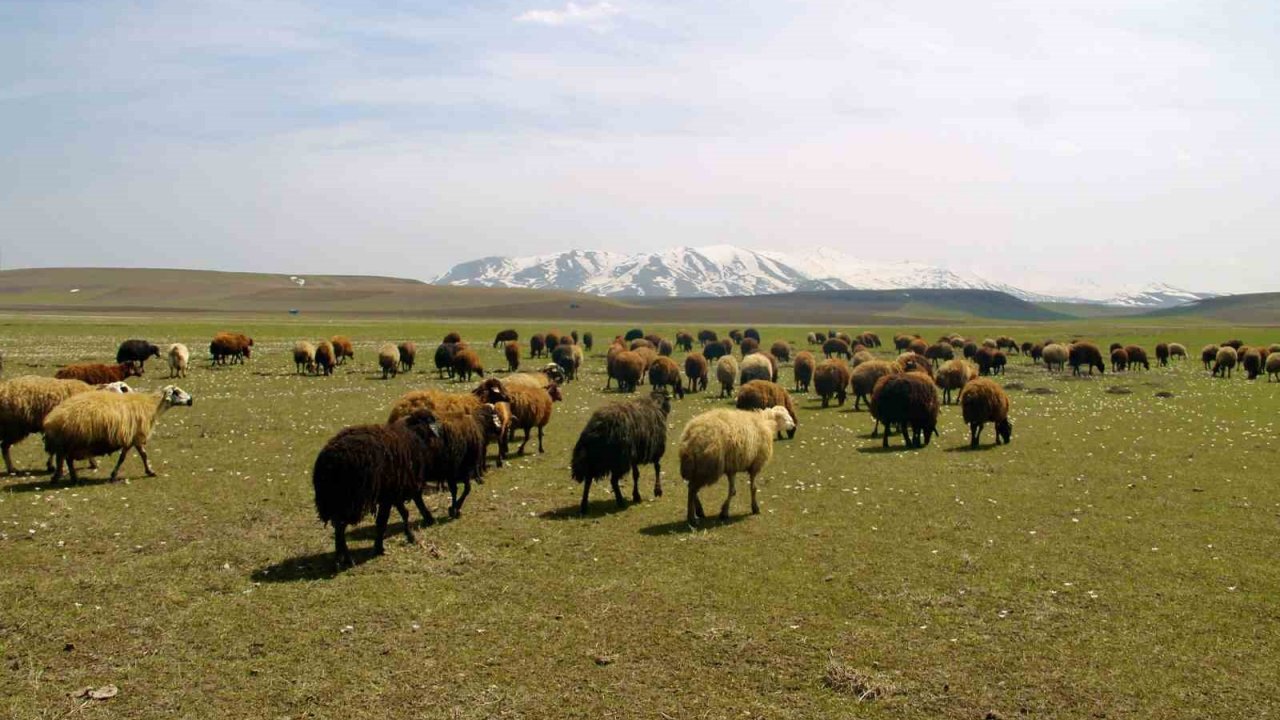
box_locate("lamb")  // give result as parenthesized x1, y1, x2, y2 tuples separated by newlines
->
(959, 377, 1012, 448)
(1110, 347, 1129, 372)
(1241, 348, 1263, 380)
(716, 356, 739, 398)
(1168, 342, 1188, 361)
(314, 341, 336, 376)
(166, 343, 189, 378)
(735, 380, 798, 439)
(1155, 343, 1170, 367)
(210, 332, 253, 365)
(1200, 344, 1218, 370)
(610, 350, 646, 392)
(443, 332, 463, 345)
(492, 329, 519, 348)
(44, 385, 193, 483)
(813, 359, 851, 407)
(1068, 342, 1105, 376)
(935, 358, 977, 405)
(452, 348, 485, 382)
(822, 338, 852, 359)
(675, 332, 694, 352)
(851, 360, 898, 411)
(312, 410, 443, 568)
(379, 344, 400, 379)
(0, 376, 94, 474)
(330, 336, 355, 365)
(739, 352, 775, 385)
(293, 341, 317, 374)
(770, 341, 791, 363)
(684, 352, 709, 393)
(434, 342, 458, 378)
(648, 356, 685, 399)
(1042, 343, 1068, 372)
(398, 342, 417, 373)
(504, 383, 559, 454)
(869, 372, 939, 448)
(504, 342, 521, 372)
(679, 406, 794, 527)
(1212, 347, 1237, 378)
(530, 334, 547, 358)
(1266, 352, 1280, 382)
(116, 339, 161, 366)
(1124, 345, 1150, 371)
(571, 391, 671, 514)
(55, 362, 143, 385)
(793, 351, 816, 393)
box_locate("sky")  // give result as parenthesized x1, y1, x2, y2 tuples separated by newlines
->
(2, 0, 1278, 296)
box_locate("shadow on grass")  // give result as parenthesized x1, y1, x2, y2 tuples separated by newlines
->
(2, 473, 122, 492)
(540, 497, 635, 520)
(943, 443, 1002, 453)
(855, 443, 919, 454)
(640, 513, 750, 536)
(252, 549, 376, 582)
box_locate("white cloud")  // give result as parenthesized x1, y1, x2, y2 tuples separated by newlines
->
(515, 2, 621, 30)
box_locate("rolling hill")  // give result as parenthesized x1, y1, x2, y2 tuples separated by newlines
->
(1141, 292, 1280, 325)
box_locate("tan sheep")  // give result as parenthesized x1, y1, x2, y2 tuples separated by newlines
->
(678, 406, 794, 527)
(0, 376, 94, 474)
(43, 385, 194, 483)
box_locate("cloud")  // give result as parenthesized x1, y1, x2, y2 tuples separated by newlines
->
(515, 2, 621, 30)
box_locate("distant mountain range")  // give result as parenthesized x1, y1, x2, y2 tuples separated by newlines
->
(432, 245, 1219, 308)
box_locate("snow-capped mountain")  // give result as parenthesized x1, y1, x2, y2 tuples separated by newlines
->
(431, 245, 1215, 307)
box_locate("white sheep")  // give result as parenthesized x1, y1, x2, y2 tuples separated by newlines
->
(97, 381, 134, 393)
(1041, 343, 1068, 372)
(167, 343, 189, 378)
(43, 385, 194, 483)
(678, 406, 794, 527)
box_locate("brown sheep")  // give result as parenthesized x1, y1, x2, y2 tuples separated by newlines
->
(331, 336, 354, 365)
(1212, 346, 1237, 377)
(935, 358, 977, 405)
(55, 362, 142, 385)
(851, 360, 898, 411)
(1266, 352, 1280, 382)
(210, 332, 253, 365)
(684, 353, 709, 393)
(907, 338, 928, 356)
(735, 380, 798, 438)
(0, 376, 94, 474)
(1110, 347, 1129, 372)
(769, 341, 791, 363)
(675, 331, 694, 352)
(530, 334, 547, 358)
(822, 338, 851, 359)
(504, 341, 521, 372)
(793, 351, 816, 393)
(896, 352, 933, 380)
(1155, 342, 1170, 367)
(492, 329, 519, 348)
(314, 341, 336, 376)
(443, 332, 463, 344)
(378, 344, 399, 379)
(959, 377, 1012, 448)
(1068, 342, 1105, 376)
(1200, 344, 1218, 370)
(716, 356, 739, 398)
(611, 350, 646, 392)
(452, 348, 485, 382)
(505, 383, 558, 454)
(1241, 348, 1263, 380)
(1124, 345, 1149, 371)
(813, 359, 851, 408)
(648, 356, 686, 399)
(925, 342, 954, 367)
(739, 337, 760, 357)
(398, 342, 417, 373)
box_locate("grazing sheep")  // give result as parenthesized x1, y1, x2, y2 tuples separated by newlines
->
(502, 366, 565, 392)
(552, 342, 581, 381)
(1155, 343, 1170, 367)
(896, 352, 934, 380)
(657, 339, 675, 357)
(582, 332, 594, 351)
(492, 329, 519, 348)
(1212, 347, 1237, 377)
(505, 383, 559, 454)
(793, 351, 816, 393)
(739, 337, 760, 357)
(702, 339, 732, 361)
(963, 342, 978, 359)
(571, 391, 671, 514)
(1222, 339, 1244, 351)
(624, 329, 645, 342)
(679, 406, 793, 527)
(769, 341, 791, 363)
(1123, 345, 1149, 371)
(1266, 352, 1280, 382)
(167, 343, 189, 379)
(697, 329, 718, 345)
(648, 356, 686, 399)
(907, 338, 928, 356)
(330, 336, 354, 365)
(434, 342, 458, 378)
(822, 338, 852, 359)
(1020, 341, 1034, 356)
(210, 332, 253, 365)
(743, 328, 761, 343)
(893, 335, 913, 352)
(442, 332, 462, 345)
(293, 341, 317, 374)
(996, 336, 1018, 354)
(610, 350, 646, 392)
(386, 381, 510, 477)
(973, 347, 996, 376)
(1269, 343, 1280, 356)
(1068, 342, 1105, 376)
(813, 359, 851, 408)
(398, 342, 417, 373)
(504, 342, 521, 372)
(860, 332, 882, 348)
(728, 329, 744, 344)
(735, 380, 798, 439)
(0, 376, 94, 474)
(739, 353, 775, 385)
(716, 356, 739, 398)
(530, 334, 547, 358)
(851, 360, 898, 411)
(1029, 344, 1044, 364)
(675, 331, 694, 352)
(869, 373, 939, 448)
(55, 362, 143, 385)
(452, 348, 485, 382)
(314, 341, 336, 376)
(312, 410, 442, 568)
(806, 332, 819, 345)
(851, 350, 875, 367)
(379, 344, 400, 379)
(684, 353, 709, 393)
(116, 339, 161, 366)
(1241, 348, 1263, 380)
(1169, 342, 1188, 361)
(1200, 344, 1218, 370)
(1042, 343, 1068, 372)
(959, 377, 1012, 448)
(629, 338, 655, 351)
(925, 342, 954, 367)
(44, 385, 193, 483)
(935, 359, 977, 405)
(644, 334, 663, 349)
(1110, 347, 1129, 372)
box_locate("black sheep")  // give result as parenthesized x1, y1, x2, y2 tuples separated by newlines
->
(869, 373, 940, 449)
(434, 342, 458, 378)
(116, 339, 161, 366)
(492, 329, 519, 348)
(571, 391, 670, 515)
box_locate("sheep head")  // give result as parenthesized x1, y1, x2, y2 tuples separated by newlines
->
(546, 382, 564, 402)
(402, 409, 442, 439)
(996, 419, 1013, 445)
(473, 378, 509, 404)
(161, 385, 194, 407)
(766, 406, 795, 436)
(649, 389, 671, 415)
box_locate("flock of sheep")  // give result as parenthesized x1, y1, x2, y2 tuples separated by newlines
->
(2, 326, 1277, 572)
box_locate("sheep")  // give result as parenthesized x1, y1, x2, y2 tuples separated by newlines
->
(644, 333, 663, 349)
(504, 342, 521, 372)
(1042, 343, 1068, 372)
(571, 391, 671, 514)
(1266, 352, 1280, 382)
(0, 376, 94, 474)
(1269, 343, 1280, 356)
(630, 338, 655, 351)
(735, 380, 798, 439)
(610, 350, 645, 392)
(426, 405, 500, 518)
(378, 344, 400, 379)
(1212, 346, 1237, 377)
(1110, 347, 1129, 372)
(1222, 339, 1244, 351)
(743, 328, 761, 343)
(502, 366, 565, 392)
(55, 362, 143, 385)
(452, 348, 485, 382)
(869, 373, 939, 448)
(935, 358, 977, 405)
(702, 339, 732, 361)
(739, 337, 760, 357)
(806, 332, 819, 345)
(925, 342, 954, 367)
(443, 332, 463, 345)
(907, 338, 928, 356)
(492, 329, 519, 348)
(813, 359, 851, 408)
(716, 356, 739, 398)
(331, 336, 354, 365)
(1020, 341, 1034, 356)
(679, 406, 793, 527)
(1122, 345, 1149, 371)
(1029, 343, 1044, 364)
(44, 385, 193, 483)
(504, 383, 559, 454)
(166, 343, 189, 378)
(685, 353, 709, 393)
(647, 356, 685, 399)
(962, 342, 978, 359)
(851, 360, 898, 411)
(671, 331, 692, 352)
(552, 342, 583, 381)
(698, 329, 719, 345)
(769, 341, 791, 363)
(1155, 343, 1170, 367)
(851, 350, 874, 367)
(739, 353, 774, 385)
(860, 332, 881, 348)
(893, 335, 913, 351)
(210, 332, 253, 365)
(1200, 344, 1218, 370)
(434, 342, 458, 378)
(1169, 342, 1188, 361)
(996, 336, 1019, 354)
(116, 339, 161, 366)
(624, 329, 645, 342)
(387, 381, 511, 476)
(582, 332, 594, 351)
(896, 352, 934, 380)
(314, 341, 336, 376)
(312, 410, 443, 568)
(1068, 342, 1105, 376)
(793, 351, 816, 393)
(1241, 348, 1263, 380)
(293, 341, 317, 374)
(530, 334, 547, 358)
(398, 342, 417, 373)
(959, 377, 1012, 448)
(822, 338, 852, 359)
(655, 339, 674, 357)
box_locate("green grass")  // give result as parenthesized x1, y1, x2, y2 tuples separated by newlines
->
(1, 316, 1279, 718)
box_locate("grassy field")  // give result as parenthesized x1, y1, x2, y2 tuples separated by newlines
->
(1, 315, 1278, 718)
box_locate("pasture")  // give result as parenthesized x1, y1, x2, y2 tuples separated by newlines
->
(1, 316, 1278, 718)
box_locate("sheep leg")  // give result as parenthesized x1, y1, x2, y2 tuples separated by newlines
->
(2, 443, 15, 474)
(881, 423, 889, 448)
(109, 447, 132, 481)
(631, 465, 642, 503)
(51, 453, 66, 482)
(497, 431, 508, 467)
(537, 425, 545, 453)
(334, 524, 355, 569)
(136, 445, 156, 477)
(518, 428, 531, 455)
(447, 479, 460, 518)
(970, 424, 981, 448)
(395, 501, 416, 544)
(686, 486, 700, 528)
(719, 474, 736, 520)
(373, 503, 392, 555)
(580, 479, 593, 515)
(652, 460, 663, 498)
(65, 454, 79, 484)
(412, 493, 435, 527)
(609, 471, 627, 508)
(901, 424, 912, 448)
(749, 471, 761, 514)
(450, 474, 472, 517)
